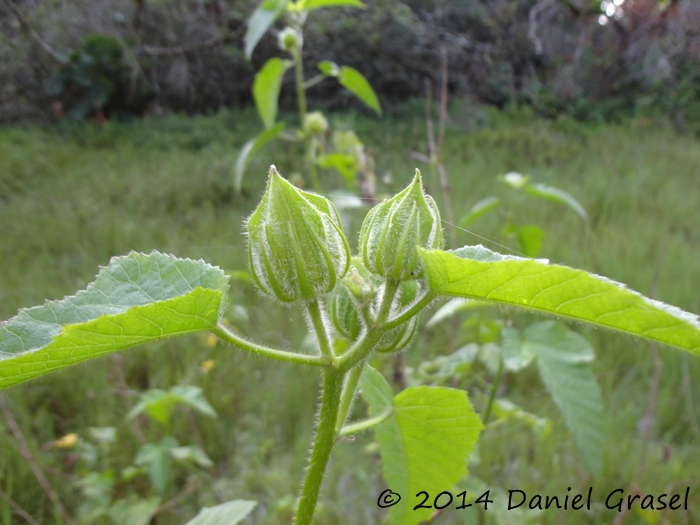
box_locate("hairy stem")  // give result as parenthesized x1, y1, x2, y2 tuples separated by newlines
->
(295, 368, 344, 525)
(306, 299, 334, 358)
(383, 290, 436, 330)
(339, 408, 393, 437)
(335, 364, 364, 434)
(213, 322, 332, 367)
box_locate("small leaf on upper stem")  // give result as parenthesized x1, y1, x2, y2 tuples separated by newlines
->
(244, 0, 287, 59)
(525, 182, 588, 220)
(338, 66, 382, 115)
(253, 57, 289, 129)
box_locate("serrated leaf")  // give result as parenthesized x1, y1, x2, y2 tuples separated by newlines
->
(0, 251, 229, 390)
(244, 0, 287, 59)
(360, 367, 483, 525)
(420, 245, 700, 354)
(253, 58, 289, 129)
(458, 196, 500, 227)
(185, 500, 257, 525)
(517, 224, 545, 258)
(233, 123, 285, 192)
(338, 66, 381, 115)
(296, 0, 366, 10)
(525, 183, 588, 220)
(524, 321, 604, 474)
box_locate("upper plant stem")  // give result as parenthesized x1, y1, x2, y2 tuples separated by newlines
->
(292, 46, 321, 192)
(306, 299, 334, 358)
(213, 322, 332, 367)
(383, 290, 436, 330)
(295, 367, 344, 525)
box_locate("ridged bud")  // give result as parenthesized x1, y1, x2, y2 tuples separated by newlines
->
(247, 166, 351, 303)
(359, 169, 443, 281)
(328, 258, 375, 340)
(304, 111, 329, 136)
(278, 27, 301, 53)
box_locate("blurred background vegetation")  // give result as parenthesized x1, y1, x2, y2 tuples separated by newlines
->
(3, 0, 700, 130)
(1, 1, 700, 524)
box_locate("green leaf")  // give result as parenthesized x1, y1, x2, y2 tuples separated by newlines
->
(338, 66, 381, 115)
(458, 196, 500, 227)
(501, 327, 534, 372)
(517, 224, 545, 258)
(127, 385, 216, 425)
(0, 251, 229, 390)
(253, 58, 289, 129)
(524, 321, 605, 474)
(244, 0, 287, 59)
(108, 496, 160, 525)
(420, 245, 700, 354)
(135, 437, 178, 495)
(233, 123, 285, 192)
(171, 445, 214, 468)
(360, 367, 483, 525)
(185, 500, 257, 525)
(492, 399, 551, 440)
(525, 183, 588, 220)
(294, 0, 365, 11)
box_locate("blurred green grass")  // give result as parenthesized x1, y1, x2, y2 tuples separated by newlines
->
(0, 105, 699, 524)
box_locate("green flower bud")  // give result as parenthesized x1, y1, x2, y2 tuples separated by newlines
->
(304, 111, 329, 136)
(247, 166, 351, 303)
(328, 258, 376, 340)
(377, 280, 419, 353)
(359, 169, 443, 281)
(278, 27, 300, 53)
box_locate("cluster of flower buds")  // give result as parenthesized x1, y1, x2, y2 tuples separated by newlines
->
(328, 264, 419, 353)
(359, 169, 443, 281)
(247, 167, 441, 354)
(246, 166, 350, 303)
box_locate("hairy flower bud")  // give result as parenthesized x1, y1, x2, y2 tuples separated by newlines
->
(304, 111, 329, 136)
(278, 27, 301, 53)
(247, 166, 351, 303)
(328, 258, 375, 340)
(359, 169, 443, 281)
(377, 280, 419, 353)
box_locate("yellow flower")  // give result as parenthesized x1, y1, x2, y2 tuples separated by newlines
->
(54, 433, 78, 449)
(201, 359, 215, 373)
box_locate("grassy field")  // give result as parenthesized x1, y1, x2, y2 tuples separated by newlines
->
(1, 105, 699, 524)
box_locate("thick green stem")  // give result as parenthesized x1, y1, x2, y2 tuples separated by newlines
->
(335, 364, 364, 434)
(213, 322, 332, 367)
(306, 299, 334, 358)
(295, 368, 344, 525)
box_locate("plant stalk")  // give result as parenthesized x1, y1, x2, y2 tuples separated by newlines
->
(295, 367, 344, 525)
(339, 408, 393, 437)
(335, 364, 364, 434)
(482, 358, 504, 425)
(306, 300, 334, 358)
(292, 45, 321, 192)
